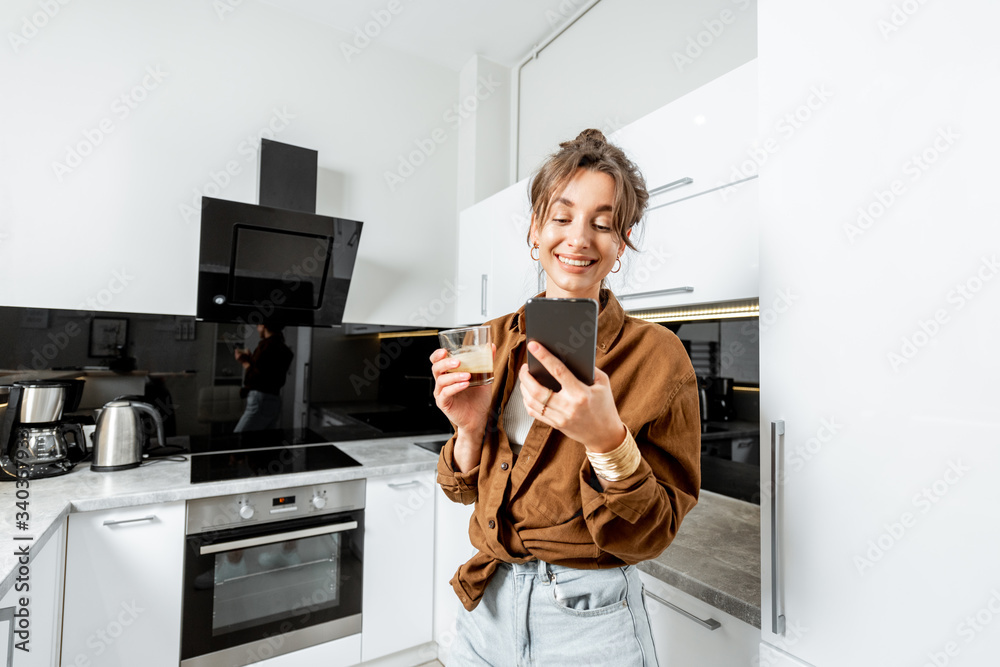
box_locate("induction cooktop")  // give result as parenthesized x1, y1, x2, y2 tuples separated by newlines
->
(187, 428, 327, 455)
(188, 428, 361, 484)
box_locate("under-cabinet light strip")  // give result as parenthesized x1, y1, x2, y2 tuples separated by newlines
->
(627, 299, 759, 323)
(378, 329, 439, 339)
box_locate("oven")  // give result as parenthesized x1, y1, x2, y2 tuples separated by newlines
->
(181, 479, 365, 667)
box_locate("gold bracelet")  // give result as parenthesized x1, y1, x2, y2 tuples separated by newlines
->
(586, 426, 641, 482)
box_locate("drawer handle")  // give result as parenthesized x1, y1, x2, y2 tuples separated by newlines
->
(643, 590, 721, 631)
(103, 515, 156, 527)
(618, 286, 695, 300)
(648, 177, 694, 197)
(387, 480, 423, 490)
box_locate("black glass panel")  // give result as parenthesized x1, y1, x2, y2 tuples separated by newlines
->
(190, 444, 360, 484)
(187, 428, 327, 455)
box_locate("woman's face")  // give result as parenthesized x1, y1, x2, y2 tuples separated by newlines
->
(530, 168, 625, 301)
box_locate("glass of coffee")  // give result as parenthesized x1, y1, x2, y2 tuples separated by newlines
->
(437, 326, 493, 387)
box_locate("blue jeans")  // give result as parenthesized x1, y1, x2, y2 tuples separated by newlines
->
(233, 390, 281, 432)
(452, 561, 658, 666)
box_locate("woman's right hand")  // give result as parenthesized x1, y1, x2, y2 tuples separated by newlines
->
(430, 345, 494, 439)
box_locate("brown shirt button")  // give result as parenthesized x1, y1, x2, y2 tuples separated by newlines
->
(488, 519, 496, 529)
(501, 462, 509, 470)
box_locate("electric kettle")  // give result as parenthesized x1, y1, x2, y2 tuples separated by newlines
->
(91, 398, 165, 472)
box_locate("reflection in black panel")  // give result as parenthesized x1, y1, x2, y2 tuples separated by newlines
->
(190, 444, 361, 484)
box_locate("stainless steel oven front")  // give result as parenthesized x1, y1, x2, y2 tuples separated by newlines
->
(181, 479, 365, 667)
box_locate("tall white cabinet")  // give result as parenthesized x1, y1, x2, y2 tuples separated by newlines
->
(759, 2, 1000, 665)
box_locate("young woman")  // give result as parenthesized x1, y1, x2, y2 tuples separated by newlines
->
(431, 129, 701, 665)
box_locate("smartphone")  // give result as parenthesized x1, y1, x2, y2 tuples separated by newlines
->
(525, 297, 599, 392)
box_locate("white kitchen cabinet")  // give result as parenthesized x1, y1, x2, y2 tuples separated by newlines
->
(432, 487, 476, 666)
(639, 571, 757, 667)
(361, 471, 435, 663)
(760, 2, 1000, 666)
(758, 643, 811, 667)
(455, 209, 493, 326)
(609, 177, 758, 310)
(611, 60, 758, 206)
(454, 179, 539, 326)
(0, 523, 66, 667)
(457, 61, 758, 322)
(61, 501, 185, 667)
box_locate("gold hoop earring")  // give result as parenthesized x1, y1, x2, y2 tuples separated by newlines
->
(611, 257, 622, 273)
(530, 244, 540, 261)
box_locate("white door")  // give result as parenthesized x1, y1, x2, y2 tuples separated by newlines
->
(61, 502, 185, 667)
(455, 207, 493, 326)
(488, 181, 539, 317)
(361, 471, 435, 662)
(0, 524, 65, 667)
(760, 1, 1000, 665)
(615, 178, 758, 310)
(433, 488, 476, 666)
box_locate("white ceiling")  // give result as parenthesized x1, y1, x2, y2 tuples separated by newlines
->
(258, 0, 566, 71)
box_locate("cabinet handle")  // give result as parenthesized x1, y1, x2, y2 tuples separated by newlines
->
(643, 590, 721, 631)
(648, 177, 694, 197)
(770, 419, 786, 636)
(481, 274, 488, 317)
(387, 480, 423, 490)
(102, 515, 156, 527)
(618, 286, 694, 300)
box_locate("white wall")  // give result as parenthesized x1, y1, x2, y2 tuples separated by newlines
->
(516, 0, 757, 179)
(0, 0, 461, 326)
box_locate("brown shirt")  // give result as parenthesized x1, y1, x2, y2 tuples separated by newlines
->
(437, 290, 701, 611)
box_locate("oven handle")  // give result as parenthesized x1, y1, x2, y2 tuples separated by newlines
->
(199, 520, 359, 556)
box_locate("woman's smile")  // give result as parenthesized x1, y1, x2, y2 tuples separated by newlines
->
(532, 168, 624, 300)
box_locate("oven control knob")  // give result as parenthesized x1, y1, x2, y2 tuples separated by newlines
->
(311, 494, 327, 510)
(239, 504, 255, 520)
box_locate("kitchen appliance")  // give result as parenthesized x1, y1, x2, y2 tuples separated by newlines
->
(701, 375, 736, 422)
(91, 397, 165, 471)
(186, 428, 361, 484)
(181, 479, 365, 667)
(197, 141, 363, 327)
(0, 380, 87, 480)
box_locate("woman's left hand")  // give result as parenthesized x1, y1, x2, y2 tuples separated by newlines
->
(518, 340, 626, 453)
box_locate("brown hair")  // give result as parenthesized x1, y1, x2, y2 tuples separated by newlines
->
(528, 129, 648, 251)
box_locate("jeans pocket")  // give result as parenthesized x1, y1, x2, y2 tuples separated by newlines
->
(548, 567, 630, 618)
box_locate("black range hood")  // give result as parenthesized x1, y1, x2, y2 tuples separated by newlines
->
(196, 140, 363, 327)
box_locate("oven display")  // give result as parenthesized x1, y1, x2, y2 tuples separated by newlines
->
(272, 496, 295, 507)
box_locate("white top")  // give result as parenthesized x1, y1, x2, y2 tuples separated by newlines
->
(501, 377, 533, 455)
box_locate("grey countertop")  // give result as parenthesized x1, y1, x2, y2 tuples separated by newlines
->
(1, 435, 761, 629)
(638, 490, 761, 628)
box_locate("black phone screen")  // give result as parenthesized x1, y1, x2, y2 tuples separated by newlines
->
(525, 297, 599, 392)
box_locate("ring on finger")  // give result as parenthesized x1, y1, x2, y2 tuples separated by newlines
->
(541, 388, 553, 415)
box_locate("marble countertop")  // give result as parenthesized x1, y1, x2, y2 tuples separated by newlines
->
(2, 437, 761, 629)
(638, 490, 761, 628)
(0, 434, 447, 596)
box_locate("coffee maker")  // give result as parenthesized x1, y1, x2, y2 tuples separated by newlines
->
(0, 380, 88, 481)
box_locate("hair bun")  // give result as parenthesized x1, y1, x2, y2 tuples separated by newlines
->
(575, 128, 607, 144)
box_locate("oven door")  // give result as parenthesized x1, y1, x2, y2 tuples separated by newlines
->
(181, 509, 363, 667)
